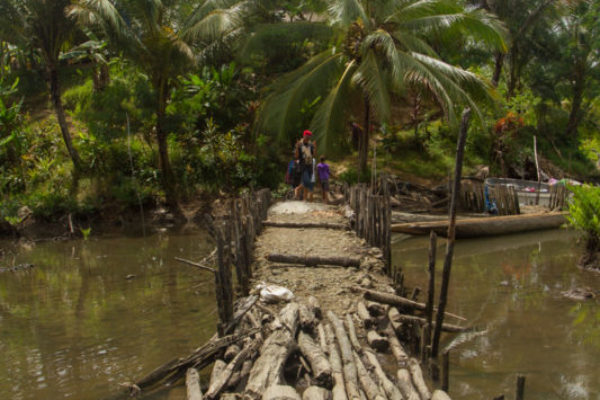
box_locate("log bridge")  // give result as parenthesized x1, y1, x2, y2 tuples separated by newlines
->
(123, 186, 475, 400)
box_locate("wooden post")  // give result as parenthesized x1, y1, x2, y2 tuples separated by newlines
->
(516, 375, 525, 400)
(533, 136, 541, 206)
(426, 231, 437, 350)
(431, 108, 471, 358)
(442, 351, 449, 391)
(215, 221, 234, 336)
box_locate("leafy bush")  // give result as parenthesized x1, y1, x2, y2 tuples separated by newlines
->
(568, 185, 600, 267)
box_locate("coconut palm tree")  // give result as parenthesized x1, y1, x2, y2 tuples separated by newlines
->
(256, 0, 507, 176)
(69, 0, 251, 207)
(0, 0, 82, 170)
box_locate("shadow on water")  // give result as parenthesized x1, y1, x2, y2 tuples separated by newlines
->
(0, 231, 216, 400)
(393, 229, 600, 400)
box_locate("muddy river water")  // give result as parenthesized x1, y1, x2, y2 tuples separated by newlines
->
(1, 229, 599, 399)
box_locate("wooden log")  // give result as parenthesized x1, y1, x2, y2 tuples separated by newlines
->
(299, 303, 318, 333)
(298, 331, 333, 389)
(263, 221, 349, 230)
(324, 324, 347, 400)
(431, 390, 452, 400)
(263, 385, 302, 400)
(408, 358, 431, 400)
(363, 350, 403, 400)
(389, 312, 468, 333)
(361, 288, 466, 321)
(366, 301, 387, 317)
(382, 324, 408, 366)
(345, 314, 362, 354)
(308, 296, 323, 319)
(357, 301, 376, 328)
(442, 351, 449, 392)
(245, 303, 299, 399)
(367, 331, 389, 352)
(205, 339, 260, 400)
(387, 308, 403, 334)
(396, 368, 421, 400)
(303, 386, 332, 400)
(225, 344, 240, 362)
(328, 311, 361, 400)
(208, 360, 227, 389)
(353, 351, 386, 400)
(267, 254, 361, 267)
(186, 368, 203, 400)
(317, 323, 328, 355)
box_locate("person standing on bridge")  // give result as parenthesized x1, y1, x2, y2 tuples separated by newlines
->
(294, 130, 316, 201)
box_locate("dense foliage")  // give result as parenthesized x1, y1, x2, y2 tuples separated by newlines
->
(568, 185, 600, 267)
(0, 0, 599, 224)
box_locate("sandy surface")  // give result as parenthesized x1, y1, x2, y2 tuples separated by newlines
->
(251, 201, 393, 317)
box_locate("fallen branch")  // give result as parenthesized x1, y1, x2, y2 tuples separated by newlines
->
(389, 311, 469, 333)
(267, 254, 361, 267)
(263, 221, 349, 230)
(174, 257, 216, 274)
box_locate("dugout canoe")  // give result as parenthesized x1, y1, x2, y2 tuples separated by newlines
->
(391, 211, 568, 238)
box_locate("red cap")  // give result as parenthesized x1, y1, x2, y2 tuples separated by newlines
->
(303, 130, 312, 137)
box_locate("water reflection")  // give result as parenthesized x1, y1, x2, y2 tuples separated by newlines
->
(393, 229, 600, 400)
(0, 232, 216, 400)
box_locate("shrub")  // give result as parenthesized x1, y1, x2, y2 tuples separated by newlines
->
(567, 184, 600, 268)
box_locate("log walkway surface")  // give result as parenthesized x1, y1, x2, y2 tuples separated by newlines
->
(128, 195, 464, 400)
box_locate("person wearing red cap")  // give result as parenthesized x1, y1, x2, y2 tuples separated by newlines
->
(294, 130, 316, 201)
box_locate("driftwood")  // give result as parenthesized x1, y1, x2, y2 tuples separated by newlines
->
(408, 358, 431, 400)
(263, 221, 349, 230)
(389, 311, 468, 333)
(298, 331, 333, 388)
(205, 339, 261, 400)
(361, 288, 466, 321)
(299, 304, 318, 333)
(245, 303, 299, 399)
(363, 350, 403, 400)
(263, 385, 302, 400)
(267, 254, 361, 267)
(324, 324, 347, 400)
(317, 323, 328, 355)
(396, 369, 421, 400)
(353, 352, 386, 400)
(131, 331, 253, 393)
(367, 331, 389, 352)
(303, 386, 332, 400)
(186, 368, 203, 400)
(208, 360, 227, 389)
(308, 296, 323, 319)
(345, 314, 362, 354)
(431, 390, 452, 400)
(328, 311, 361, 400)
(382, 323, 409, 366)
(357, 302, 376, 328)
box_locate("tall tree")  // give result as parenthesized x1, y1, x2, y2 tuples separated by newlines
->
(69, 0, 251, 207)
(256, 0, 507, 176)
(0, 0, 82, 170)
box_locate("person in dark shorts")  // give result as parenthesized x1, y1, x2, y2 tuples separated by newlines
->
(317, 156, 331, 203)
(294, 130, 316, 201)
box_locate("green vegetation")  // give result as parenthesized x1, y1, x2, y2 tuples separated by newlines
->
(567, 184, 600, 268)
(1, 0, 600, 227)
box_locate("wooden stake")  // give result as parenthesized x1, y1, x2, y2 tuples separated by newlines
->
(516, 375, 525, 400)
(426, 231, 437, 350)
(442, 351, 449, 391)
(431, 108, 471, 359)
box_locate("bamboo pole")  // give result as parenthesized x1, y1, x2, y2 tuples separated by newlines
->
(431, 108, 471, 359)
(426, 231, 437, 352)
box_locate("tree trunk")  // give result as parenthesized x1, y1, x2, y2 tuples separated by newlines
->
(156, 80, 177, 208)
(49, 65, 81, 170)
(565, 66, 585, 138)
(491, 52, 504, 87)
(507, 47, 518, 98)
(358, 97, 370, 180)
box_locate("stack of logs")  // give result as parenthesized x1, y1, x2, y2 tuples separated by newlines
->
(195, 290, 455, 400)
(347, 184, 392, 272)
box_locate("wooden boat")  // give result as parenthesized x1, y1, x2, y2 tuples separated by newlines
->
(391, 212, 568, 238)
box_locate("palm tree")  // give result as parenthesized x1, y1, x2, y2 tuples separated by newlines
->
(256, 0, 507, 176)
(0, 0, 82, 170)
(69, 0, 250, 207)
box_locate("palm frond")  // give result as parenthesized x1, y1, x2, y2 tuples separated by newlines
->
(353, 50, 391, 122)
(310, 60, 358, 156)
(327, 0, 370, 28)
(255, 51, 345, 144)
(183, 5, 244, 42)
